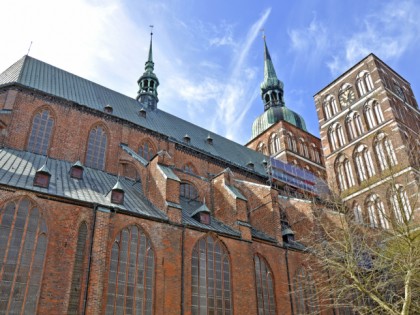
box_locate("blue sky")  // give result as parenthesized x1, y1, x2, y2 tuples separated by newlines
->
(1, 0, 419, 144)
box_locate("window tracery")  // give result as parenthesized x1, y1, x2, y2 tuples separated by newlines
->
(85, 125, 107, 170)
(105, 225, 154, 315)
(366, 195, 389, 229)
(191, 235, 232, 315)
(27, 109, 54, 155)
(138, 141, 155, 161)
(0, 197, 48, 314)
(254, 255, 276, 315)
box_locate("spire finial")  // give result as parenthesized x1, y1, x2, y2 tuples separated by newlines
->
(260, 28, 265, 40)
(259, 33, 285, 110)
(149, 25, 154, 36)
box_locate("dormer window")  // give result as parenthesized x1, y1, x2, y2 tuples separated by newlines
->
(246, 162, 254, 170)
(111, 180, 125, 205)
(199, 212, 210, 225)
(104, 104, 113, 114)
(183, 134, 191, 144)
(34, 164, 51, 188)
(139, 108, 146, 118)
(282, 226, 295, 243)
(191, 202, 211, 225)
(70, 161, 84, 179)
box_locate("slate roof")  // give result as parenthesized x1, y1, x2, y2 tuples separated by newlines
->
(0, 56, 269, 177)
(0, 147, 167, 220)
(180, 197, 241, 237)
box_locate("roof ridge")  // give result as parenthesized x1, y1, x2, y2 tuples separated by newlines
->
(17, 55, 29, 82)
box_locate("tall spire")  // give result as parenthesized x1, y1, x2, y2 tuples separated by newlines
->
(136, 26, 159, 110)
(145, 30, 154, 72)
(260, 35, 284, 111)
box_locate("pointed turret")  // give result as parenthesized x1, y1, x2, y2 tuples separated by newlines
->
(250, 34, 307, 140)
(260, 36, 285, 111)
(136, 29, 159, 110)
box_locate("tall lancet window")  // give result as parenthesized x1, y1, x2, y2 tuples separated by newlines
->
(269, 133, 280, 155)
(191, 235, 232, 315)
(0, 197, 48, 314)
(293, 268, 320, 314)
(374, 132, 397, 171)
(335, 155, 355, 191)
(105, 225, 154, 315)
(390, 185, 412, 223)
(85, 125, 107, 170)
(366, 195, 389, 229)
(254, 255, 276, 315)
(27, 109, 54, 155)
(354, 145, 375, 182)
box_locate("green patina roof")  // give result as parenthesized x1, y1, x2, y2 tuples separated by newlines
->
(252, 106, 307, 139)
(251, 37, 307, 139)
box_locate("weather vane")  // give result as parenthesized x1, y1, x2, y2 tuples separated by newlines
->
(149, 25, 154, 36)
(260, 28, 266, 39)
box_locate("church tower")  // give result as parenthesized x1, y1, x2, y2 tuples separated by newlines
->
(136, 30, 159, 110)
(315, 54, 419, 226)
(247, 36, 326, 179)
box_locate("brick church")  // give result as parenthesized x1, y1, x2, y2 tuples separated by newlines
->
(0, 30, 418, 315)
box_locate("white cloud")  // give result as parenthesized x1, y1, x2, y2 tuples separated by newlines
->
(0, 0, 272, 143)
(327, 0, 420, 76)
(214, 8, 271, 141)
(288, 15, 330, 73)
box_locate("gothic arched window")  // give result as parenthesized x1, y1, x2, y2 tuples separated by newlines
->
(191, 235, 232, 315)
(329, 123, 346, 151)
(346, 111, 364, 141)
(335, 155, 355, 191)
(364, 101, 384, 130)
(323, 95, 338, 119)
(255, 255, 276, 315)
(27, 109, 54, 155)
(180, 182, 199, 201)
(354, 145, 375, 183)
(85, 125, 107, 170)
(183, 163, 196, 175)
(138, 141, 155, 161)
(269, 133, 280, 155)
(390, 185, 412, 224)
(105, 225, 154, 315)
(293, 268, 319, 314)
(291, 135, 297, 152)
(356, 71, 374, 96)
(68, 222, 88, 315)
(353, 202, 364, 224)
(374, 133, 397, 171)
(0, 197, 48, 314)
(366, 195, 389, 229)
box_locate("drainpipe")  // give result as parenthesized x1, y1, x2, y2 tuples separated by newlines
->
(82, 204, 98, 315)
(285, 247, 295, 315)
(181, 224, 186, 315)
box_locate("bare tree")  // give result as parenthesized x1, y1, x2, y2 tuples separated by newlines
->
(296, 141, 420, 315)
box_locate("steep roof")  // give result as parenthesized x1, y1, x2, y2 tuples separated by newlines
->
(0, 148, 252, 237)
(0, 147, 167, 220)
(0, 56, 268, 177)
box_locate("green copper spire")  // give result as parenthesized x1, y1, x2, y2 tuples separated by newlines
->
(260, 36, 284, 111)
(145, 32, 154, 73)
(250, 34, 307, 139)
(136, 26, 159, 110)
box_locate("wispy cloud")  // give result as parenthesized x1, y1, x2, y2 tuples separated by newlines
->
(214, 8, 271, 140)
(327, 0, 420, 76)
(288, 14, 330, 74)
